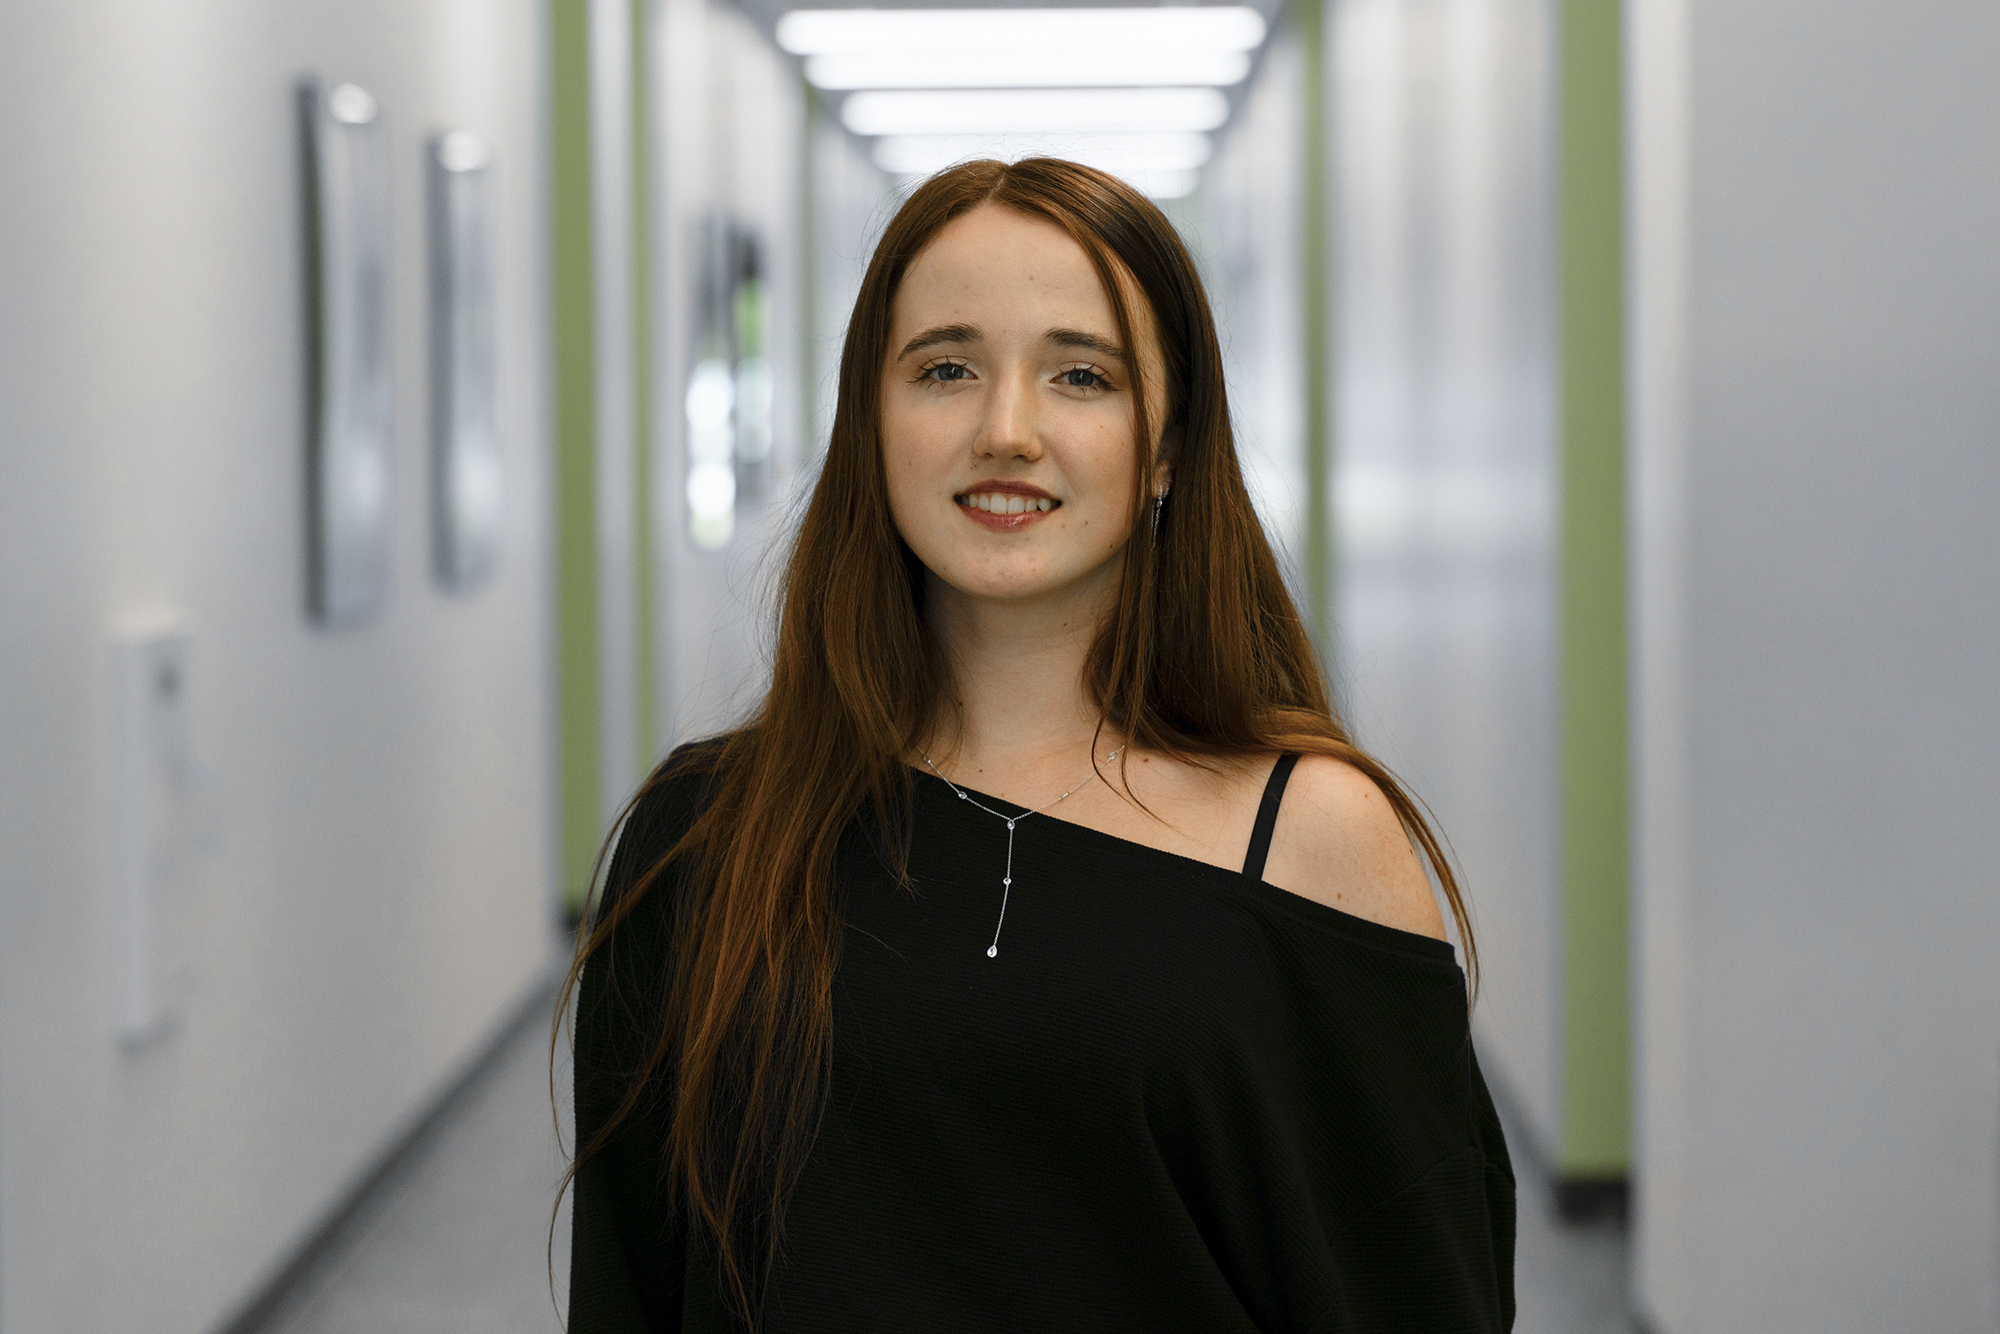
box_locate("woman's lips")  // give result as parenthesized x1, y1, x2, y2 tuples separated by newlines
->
(955, 491, 1058, 531)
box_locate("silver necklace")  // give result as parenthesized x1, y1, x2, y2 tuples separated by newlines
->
(920, 745, 1125, 958)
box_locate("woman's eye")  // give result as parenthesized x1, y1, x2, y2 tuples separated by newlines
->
(1061, 367, 1108, 390)
(922, 361, 970, 383)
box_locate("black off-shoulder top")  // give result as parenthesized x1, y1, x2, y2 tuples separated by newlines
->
(570, 746, 1515, 1332)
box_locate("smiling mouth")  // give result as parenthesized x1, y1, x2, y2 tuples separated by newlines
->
(955, 491, 1059, 515)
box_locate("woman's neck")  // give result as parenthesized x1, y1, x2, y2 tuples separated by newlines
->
(919, 568, 1121, 782)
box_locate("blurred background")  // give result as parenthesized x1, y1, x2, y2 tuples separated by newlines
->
(1, 1, 1995, 1330)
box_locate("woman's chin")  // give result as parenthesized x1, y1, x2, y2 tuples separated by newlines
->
(925, 557, 1122, 612)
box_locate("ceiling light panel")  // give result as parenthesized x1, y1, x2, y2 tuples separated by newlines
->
(842, 88, 1230, 137)
(806, 49, 1251, 91)
(777, 7, 1267, 58)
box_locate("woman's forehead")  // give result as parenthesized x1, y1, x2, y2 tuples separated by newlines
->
(893, 205, 1114, 334)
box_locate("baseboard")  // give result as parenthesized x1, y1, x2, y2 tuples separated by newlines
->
(1477, 1065, 1633, 1226)
(212, 960, 564, 1334)
(1552, 1174, 1630, 1224)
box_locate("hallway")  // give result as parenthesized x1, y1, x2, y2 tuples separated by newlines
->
(6, 2, 1994, 1328)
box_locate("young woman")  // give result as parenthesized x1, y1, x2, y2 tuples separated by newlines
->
(563, 159, 1514, 1333)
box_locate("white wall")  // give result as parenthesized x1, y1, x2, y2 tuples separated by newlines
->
(1327, 0, 1564, 1155)
(0, 3, 559, 1330)
(1198, 28, 1311, 572)
(650, 0, 821, 749)
(594, 0, 646, 825)
(806, 107, 898, 464)
(1628, 1, 2000, 1328)
(645, 11, 893, 752)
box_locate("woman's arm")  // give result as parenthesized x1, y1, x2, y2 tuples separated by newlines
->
(569, 934, 684, 1332)
(1228, 755, 1512, 1329)
(568, 1147, 662, 1331)
(569, 760, 713, 1332)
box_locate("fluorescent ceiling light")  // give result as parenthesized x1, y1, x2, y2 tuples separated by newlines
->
(778, 7, 1266, 58)
(872, 131, 1213, 177)
(806, 49, 1250, 90)
(842, 88, 1229, 137)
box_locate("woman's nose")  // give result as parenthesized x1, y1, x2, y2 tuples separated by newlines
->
(972, 372, 1043, 461)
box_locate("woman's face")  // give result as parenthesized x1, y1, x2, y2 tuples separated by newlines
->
(880, 203, 1170, 611)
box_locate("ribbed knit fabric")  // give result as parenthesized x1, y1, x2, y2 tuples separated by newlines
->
(571, 746, 1516, 1333)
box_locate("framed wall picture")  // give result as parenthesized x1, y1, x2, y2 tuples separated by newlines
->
(429, 130, 503, 593)
(300, 78, 393, 628)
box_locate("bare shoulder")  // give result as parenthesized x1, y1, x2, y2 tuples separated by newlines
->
(1256, 754, 1448, 941)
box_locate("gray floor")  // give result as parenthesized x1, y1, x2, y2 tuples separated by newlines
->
(274, 1022, 1631, 1333)
(268, 1017, 574, 1334)
(1500, 1103, 1638, 1334)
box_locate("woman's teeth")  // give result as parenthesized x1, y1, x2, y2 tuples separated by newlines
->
(959, 493, 1055, 515)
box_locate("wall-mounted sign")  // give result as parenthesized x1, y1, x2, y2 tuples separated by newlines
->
(429, 130, 503, 593)
(300, 79, 393, 628)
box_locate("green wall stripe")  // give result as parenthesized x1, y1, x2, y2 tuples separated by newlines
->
(1558, 0, 1632, 1177)
(551, 0, 601, 917)
(1297, 0, 1332, 649)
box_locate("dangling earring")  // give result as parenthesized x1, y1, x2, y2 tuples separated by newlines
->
(1152, 490, 1168, 538)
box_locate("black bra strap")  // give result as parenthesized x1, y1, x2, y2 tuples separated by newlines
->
(1242, 752, 1301, 882)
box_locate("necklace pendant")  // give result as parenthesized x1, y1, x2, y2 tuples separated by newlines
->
(919, 745, 1127, 966)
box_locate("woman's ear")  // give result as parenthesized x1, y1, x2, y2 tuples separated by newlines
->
(1152, 424, 1181, 498)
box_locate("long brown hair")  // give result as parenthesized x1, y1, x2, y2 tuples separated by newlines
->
(555, 158, 1474, 1327)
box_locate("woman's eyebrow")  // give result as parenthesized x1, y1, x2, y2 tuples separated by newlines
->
(897, 323, 981, 358)
(1045, 328, 1126, 361)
